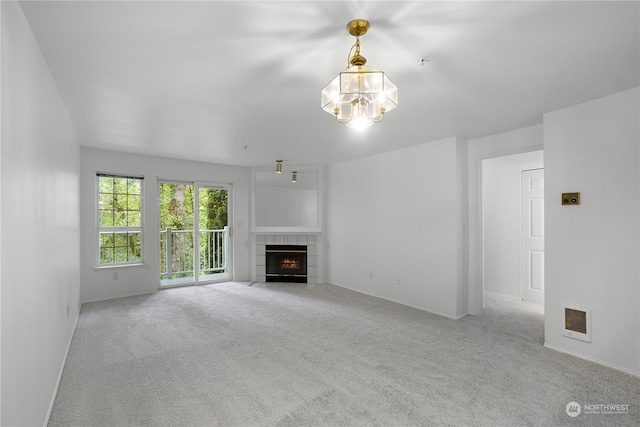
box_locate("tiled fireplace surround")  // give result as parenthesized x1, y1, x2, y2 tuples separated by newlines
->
(255, 234, 318, 283)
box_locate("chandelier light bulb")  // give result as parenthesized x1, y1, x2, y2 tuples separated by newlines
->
(347, 116, 374, 130)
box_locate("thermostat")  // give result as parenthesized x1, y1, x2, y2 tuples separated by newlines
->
(562, 192, 580, 205)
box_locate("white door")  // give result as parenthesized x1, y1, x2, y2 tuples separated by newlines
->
(521, 169, 544, 303)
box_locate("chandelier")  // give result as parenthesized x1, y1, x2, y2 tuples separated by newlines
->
(321, 19, 398, 130)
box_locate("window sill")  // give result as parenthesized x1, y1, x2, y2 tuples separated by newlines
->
(94, 263, 147, 271)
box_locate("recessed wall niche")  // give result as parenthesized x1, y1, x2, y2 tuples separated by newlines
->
(252, 167, 322, 233)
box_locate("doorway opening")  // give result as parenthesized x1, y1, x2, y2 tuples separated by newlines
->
(159, 181, 230, 287)
(481, 150, 544, 304)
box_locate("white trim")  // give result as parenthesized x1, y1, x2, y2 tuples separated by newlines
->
(93, 262, 146, 271)
(44, 307, 81, 427)
(0, 2, 3, 422)
(483, 290, 522, 302)
(544, 343, 640, 378)
(329, 281, 465, 320)
(81, 290, 157, 305)
(469, 143, 544, 316)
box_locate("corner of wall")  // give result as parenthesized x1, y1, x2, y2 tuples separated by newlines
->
(456, 137, 470, 317)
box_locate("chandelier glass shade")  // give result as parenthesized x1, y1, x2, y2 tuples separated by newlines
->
(321, 20, 398, 130)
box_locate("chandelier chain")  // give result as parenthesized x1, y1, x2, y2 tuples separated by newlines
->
(347, 39, 361, 67)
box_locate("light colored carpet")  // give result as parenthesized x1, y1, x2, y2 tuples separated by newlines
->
(49, 282, 639, 426)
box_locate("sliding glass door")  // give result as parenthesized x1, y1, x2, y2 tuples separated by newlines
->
(196, 185, 229, 283)
(159, 181, 230, 287)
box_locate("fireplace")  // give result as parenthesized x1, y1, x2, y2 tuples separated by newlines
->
(265, 245, 307, 283)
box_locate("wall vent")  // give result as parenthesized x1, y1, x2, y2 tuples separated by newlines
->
(563, 305, 591, 342)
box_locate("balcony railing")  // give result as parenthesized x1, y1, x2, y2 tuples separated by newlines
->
(160, 227, 228, 281)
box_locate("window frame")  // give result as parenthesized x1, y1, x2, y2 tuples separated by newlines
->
(95, 172, 145, 268)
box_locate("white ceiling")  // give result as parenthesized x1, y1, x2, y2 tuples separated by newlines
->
(20, 1, 639, 168)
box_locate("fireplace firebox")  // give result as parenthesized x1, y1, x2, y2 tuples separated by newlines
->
(265, 245, 307, 283)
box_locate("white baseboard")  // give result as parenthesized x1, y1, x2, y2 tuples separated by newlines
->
(544, 343, 640, 378)
(81, 289, 156, 305)
(44, 307, 81, 427)
(483, 290, 522, 301)
(328, 281, 463, 320)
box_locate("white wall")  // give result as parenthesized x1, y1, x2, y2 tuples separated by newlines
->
(467, 125, 544, 314)
(1, 2, 81, 425)
(483, 151, 544, 298)
(80, 148, 251, 303)
(255, 185, 317, 227)
(544, 88, 640, 375)
(327, 137, 468, 319)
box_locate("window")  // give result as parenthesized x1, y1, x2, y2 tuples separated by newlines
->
(97, 173, 144, 266)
